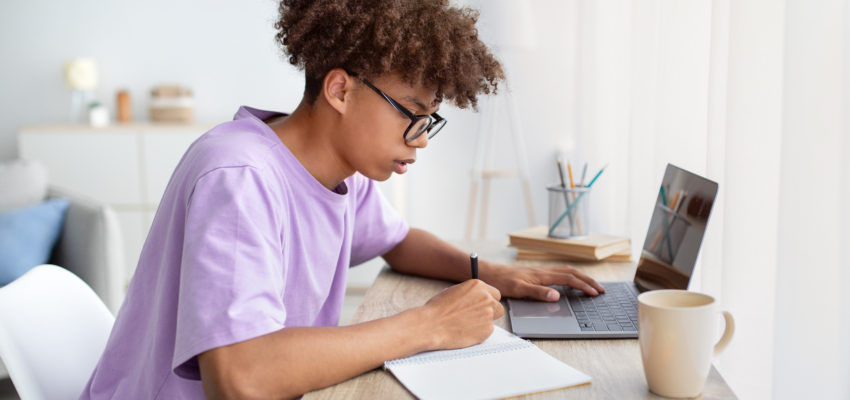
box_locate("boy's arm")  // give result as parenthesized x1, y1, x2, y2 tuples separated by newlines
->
(199, 278, 502, 399)
(382, 228, 606, 301)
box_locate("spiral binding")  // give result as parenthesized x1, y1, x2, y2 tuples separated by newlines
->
(386, 340, 534, 367)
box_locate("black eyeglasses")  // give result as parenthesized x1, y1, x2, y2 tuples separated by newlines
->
(360, 79, 446, 142)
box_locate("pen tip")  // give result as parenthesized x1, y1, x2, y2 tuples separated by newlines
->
(470, 252, 477, 259)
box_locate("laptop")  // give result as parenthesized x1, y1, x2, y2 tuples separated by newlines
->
(507, 163, 718, 339)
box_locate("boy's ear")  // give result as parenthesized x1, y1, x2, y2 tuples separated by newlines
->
(322, 68, 354, 115)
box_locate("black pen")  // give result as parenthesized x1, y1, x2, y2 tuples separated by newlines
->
(470, 252, 478, 280)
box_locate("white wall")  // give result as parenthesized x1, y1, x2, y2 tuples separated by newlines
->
(0, 0, 301, 159)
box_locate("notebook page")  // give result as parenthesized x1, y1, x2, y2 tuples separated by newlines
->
(387, 325, 521, 366)
(385, 327, 591, 400)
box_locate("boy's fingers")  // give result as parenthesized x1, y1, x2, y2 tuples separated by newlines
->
(568, 269, 606, 293)
(546, 268, 605, 294)
(561, 275, 599, 296)
(522, 283, 561, 302)
(478, 280, 501, 301)
(492, 302, 505, 319)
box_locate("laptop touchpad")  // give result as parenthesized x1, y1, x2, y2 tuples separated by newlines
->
(510, 298, 573, 318)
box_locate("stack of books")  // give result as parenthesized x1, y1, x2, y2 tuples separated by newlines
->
(509, 226, 632, 262)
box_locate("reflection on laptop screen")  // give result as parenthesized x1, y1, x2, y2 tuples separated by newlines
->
(634, 164, 718, 292)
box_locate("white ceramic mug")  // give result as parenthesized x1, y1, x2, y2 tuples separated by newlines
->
(637, 290, 734, 398)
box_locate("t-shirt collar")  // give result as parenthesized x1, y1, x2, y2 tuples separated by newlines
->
(233, 105, 350, 198)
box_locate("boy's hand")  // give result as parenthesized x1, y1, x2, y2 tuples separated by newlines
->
(482, 263, 606, 302)
(421, 279, 503, 350)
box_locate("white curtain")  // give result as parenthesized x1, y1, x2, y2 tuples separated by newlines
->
(566, 0, 849, 398)
(410, 1, 848, 396)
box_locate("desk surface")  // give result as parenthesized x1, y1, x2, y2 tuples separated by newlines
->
(304, 241, 736, 399)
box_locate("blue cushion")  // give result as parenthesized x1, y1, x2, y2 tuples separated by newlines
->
(0, 198, 70, 285)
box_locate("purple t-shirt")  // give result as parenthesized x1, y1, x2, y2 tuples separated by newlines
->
(80, 106, 409, 399)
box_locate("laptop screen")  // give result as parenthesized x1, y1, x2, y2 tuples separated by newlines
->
(634, 164, 718, 292)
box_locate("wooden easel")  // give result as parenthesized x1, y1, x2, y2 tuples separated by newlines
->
(465, 80, 536, 239)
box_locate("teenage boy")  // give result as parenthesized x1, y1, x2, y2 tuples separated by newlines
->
(81, 1, 604, 398)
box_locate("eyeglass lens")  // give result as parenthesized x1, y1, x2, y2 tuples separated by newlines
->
(405, 116, 446, 141)
(428, 119, 446, 139)
(408, 118, 430, 140)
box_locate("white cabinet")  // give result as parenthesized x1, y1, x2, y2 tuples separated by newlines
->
(19, 131, 142, 203)
(19, 123, 213, 283)
(142, 133, 201, 204)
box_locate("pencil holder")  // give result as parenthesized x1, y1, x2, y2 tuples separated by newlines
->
(547, 185, 591, 239)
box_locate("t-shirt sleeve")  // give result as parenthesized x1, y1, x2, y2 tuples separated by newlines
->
(349, 176, 410, 266)
(172, 166, 287, 379)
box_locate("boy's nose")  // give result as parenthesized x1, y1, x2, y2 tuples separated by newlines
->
(407, 133, 429, 149)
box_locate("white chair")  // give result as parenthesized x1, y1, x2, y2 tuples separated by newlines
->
(0, 265, 114, 400)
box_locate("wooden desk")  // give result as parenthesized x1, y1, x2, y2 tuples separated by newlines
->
(304, 242, 737, 399)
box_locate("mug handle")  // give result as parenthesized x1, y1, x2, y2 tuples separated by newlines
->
(714, 311, 735, 356)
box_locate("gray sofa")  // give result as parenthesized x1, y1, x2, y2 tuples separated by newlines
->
(1, 159, 125, 379)
(46, 186, 125, 313)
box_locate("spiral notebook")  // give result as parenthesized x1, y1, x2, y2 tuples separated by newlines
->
(384, 326, 591, 400)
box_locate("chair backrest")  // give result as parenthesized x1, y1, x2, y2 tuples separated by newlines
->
(0, 264, 114, 400)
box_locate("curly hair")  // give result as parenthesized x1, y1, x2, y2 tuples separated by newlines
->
(274, 0, 504, 109)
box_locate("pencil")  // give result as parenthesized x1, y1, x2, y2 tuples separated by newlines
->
(567, 163, 584, 235)
(555, 158, 574, 229)
(650, 189, 686, 256)
(579, 163, 588, 187)
(556, 158, 570, 192)
(675, 191, 688, 213)
(586, 164, 608, 187)
(669, 190, 681, 212)
(659, 186, 674, 261)
(470, 252, 478, 279)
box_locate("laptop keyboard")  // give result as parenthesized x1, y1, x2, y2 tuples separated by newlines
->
(565, 282, 639, 332)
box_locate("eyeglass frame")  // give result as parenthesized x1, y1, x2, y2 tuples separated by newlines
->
(358, 78, 446, 142)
